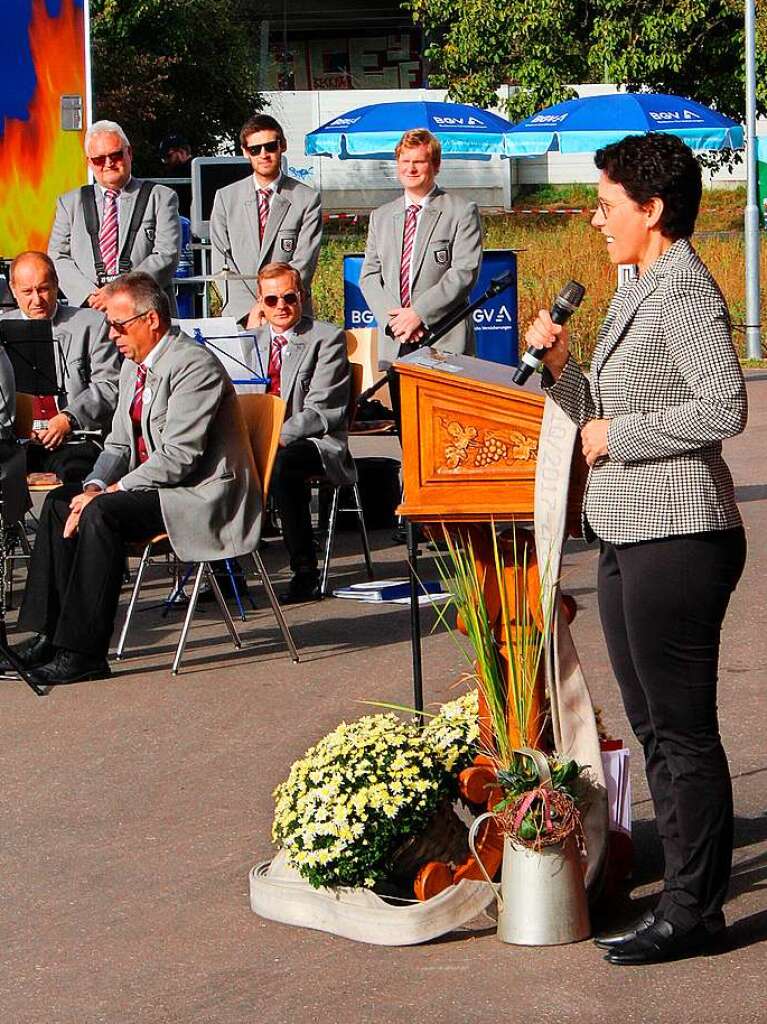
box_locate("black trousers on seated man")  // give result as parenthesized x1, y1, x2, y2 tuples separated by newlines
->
(25, 438, 103, 485)
(270, 439, 324, 579)
(18, 484, 165, 658)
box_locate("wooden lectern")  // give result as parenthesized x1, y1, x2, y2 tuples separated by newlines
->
(395, 348, 546, 716)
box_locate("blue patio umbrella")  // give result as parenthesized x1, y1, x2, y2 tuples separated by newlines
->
(503, 93, 744, 157)
(305, 101, 514, 160)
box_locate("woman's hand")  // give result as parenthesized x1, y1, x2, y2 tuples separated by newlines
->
(524, 310, 570, 380)
(581, 419, 610, 466)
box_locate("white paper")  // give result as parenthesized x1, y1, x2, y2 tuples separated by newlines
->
(173, 317, 265, 382)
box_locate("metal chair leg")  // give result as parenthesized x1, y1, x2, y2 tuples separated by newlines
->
(206, 563, 242, 648)
(116, 541, 154, 659)
(172, 562, 206, 675)
(251, 551, 300, 662)
(352, 482, 375, 580)
(320, 486, 340, 596)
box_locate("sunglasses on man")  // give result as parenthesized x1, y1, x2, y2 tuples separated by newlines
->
(89, 149, 125, 167)
(245, 140, 281, 156)
(261, 291, 300, 307)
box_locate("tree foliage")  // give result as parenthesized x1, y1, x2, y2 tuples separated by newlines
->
(90, 0, 262, 172)
(407, 0, 767, 123)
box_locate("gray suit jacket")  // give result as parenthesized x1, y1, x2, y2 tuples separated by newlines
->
(85, 333, 261, 562)
(48, 177, 181, 314)
(240, 317, 354, 486)
(543, 239, 747, 544)
(1, 305, 120, 433)
(360, 186, 483, 366)
(210, 175, 322, 322)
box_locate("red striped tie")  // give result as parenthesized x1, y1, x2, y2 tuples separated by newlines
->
(99, 188, 120, 276)
(129, 363, 149, 463)
(399, 203, 421, 307)
(266, 335, 288, 396)
(257, 188, 271, 241)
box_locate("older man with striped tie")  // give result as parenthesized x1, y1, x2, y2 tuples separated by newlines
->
(360, 128, 484, 372)
(48, 119, 181, 315)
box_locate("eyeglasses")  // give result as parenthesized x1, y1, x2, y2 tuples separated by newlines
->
(595, 197, 633, 219)
(245, 140, 281, 156)
(89, 149, 125, 167)
(106, 310, 150, 332)
(261, 291, 300, 308)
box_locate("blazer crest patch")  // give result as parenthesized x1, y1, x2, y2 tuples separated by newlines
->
(280, 237, 296, 254)
(433, 248, 449, 265)
(144, 227, 156, 242)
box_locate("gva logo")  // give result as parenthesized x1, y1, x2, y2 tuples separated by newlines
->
(530, 113, 568, 125)
(350, 309, 376, 326)
(649, 109, 703, 123)
(328, 116, 361, 128)
(473, 304, 515, 325)
(433, 115, 486, 127)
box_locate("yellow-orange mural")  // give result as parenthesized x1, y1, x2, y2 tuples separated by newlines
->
(0, 0, 88, 257)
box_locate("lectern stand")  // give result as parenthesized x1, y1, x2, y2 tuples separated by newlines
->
(394, 349, 546, 713)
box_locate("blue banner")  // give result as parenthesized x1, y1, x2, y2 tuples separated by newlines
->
(343, 250, 519, 366)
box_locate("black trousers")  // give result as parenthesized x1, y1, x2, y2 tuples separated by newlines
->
(18, 485, 164, 658)
(270, 440, 324, 576)
(26, 438, 102, 484)
(597, 528, 746, 931)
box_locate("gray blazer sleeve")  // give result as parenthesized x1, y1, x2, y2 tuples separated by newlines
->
(65, 318, 121, 430)
(131, 186, 181, 288)
(411, 201, 483, 326)
(119, 356, 227, 491)
(209, 188, 230, 275)
(607, 273, 747, 462)
(359, 208, 400, 330)
(281, 328, 351, 446)
(290, 188, 323, 288)
(48, 195, 96, 307)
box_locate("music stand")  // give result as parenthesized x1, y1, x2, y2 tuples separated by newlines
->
(0, 319, 60, 397)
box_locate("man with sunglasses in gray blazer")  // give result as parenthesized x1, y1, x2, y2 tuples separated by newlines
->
(210, 115, 322, 324)
(48, 120, 181, 316)
(240, 262, 353, 604)
(360, 128, 483, 370)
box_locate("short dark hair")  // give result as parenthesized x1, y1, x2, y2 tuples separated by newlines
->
(239, 114, 286, 149)
(594, 132, 702, 240)
(103, 271, 171, 323)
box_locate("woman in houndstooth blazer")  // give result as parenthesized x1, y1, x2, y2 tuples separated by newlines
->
(527, 133, 747, 966)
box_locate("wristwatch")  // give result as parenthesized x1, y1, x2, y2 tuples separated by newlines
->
(62, 411, 78, 430)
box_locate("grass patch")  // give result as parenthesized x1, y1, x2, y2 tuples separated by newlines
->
(313, 186, 766, 362)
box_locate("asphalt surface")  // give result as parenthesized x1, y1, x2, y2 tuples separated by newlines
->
(1, 376, 765, 1024)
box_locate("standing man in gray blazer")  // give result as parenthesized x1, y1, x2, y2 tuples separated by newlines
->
(240, 262, 353, 603)
(3, 251, 120, 481)
(7, 272, 261, 687)
(210, 114, 322, 324)
(48, 119, 181, 315)
(360, 128, 483, 369)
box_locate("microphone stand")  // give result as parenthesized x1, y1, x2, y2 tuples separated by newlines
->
(357, 269, 516, 405)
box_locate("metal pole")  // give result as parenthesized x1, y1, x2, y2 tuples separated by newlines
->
(744, 0, 762, 359)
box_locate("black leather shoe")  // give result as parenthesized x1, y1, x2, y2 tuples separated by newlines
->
(28, 649, 112, 686)
(605, 918, 726, 966)
(593, 908, 659, 949)
(0, 634, 56, 674)
(279, 573, 322, 605)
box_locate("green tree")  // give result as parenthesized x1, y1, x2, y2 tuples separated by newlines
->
(90, 0, 262, 172)
(407, 0, 767, 122)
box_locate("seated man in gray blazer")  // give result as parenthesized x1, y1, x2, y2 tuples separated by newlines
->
(360, 128, 483, 368)
(48, 119, 181, 315)
(3, 251, 120, 482)
(5, 272, 261, 687)
(210, 114, 322, 324)
(241, 262, 353, 603)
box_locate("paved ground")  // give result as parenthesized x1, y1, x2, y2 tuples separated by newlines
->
(1, 377, 766, 1024)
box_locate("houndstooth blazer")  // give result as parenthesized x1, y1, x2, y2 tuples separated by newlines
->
(542, 239, 747, 544)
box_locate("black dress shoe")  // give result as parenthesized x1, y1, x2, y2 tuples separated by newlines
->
(605, 918, 726, 966)
(593, 908, 658, 949)
(0, 634, 56, 674)
(28, 649, 112, 686)
(279, 574, 322, 605)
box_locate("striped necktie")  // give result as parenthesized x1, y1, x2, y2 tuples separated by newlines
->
(99, 188, 120, 276)
(130, 363, 149, 463)
(266, 335, 288, 396)
(399, 203, 421, 307)
(257, 188, 271, 241)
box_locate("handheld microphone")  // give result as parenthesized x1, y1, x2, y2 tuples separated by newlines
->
(513, 280, 586, 386)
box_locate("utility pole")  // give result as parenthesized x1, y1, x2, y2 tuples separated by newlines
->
(744, 0, 761, 359)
